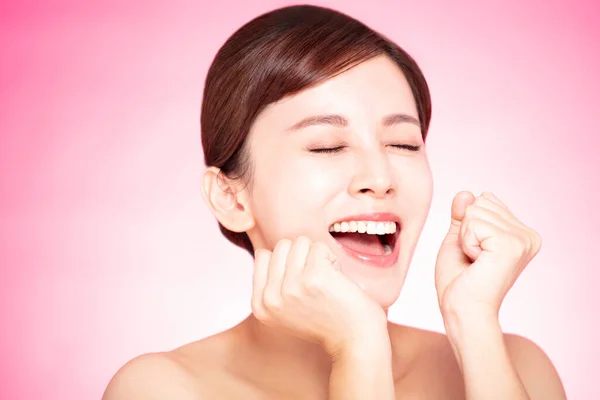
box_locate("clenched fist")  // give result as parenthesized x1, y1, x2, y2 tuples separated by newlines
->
(251, 236, 389, 356)
(435, 191, 542, 319)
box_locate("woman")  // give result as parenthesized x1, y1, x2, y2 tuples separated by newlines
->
(103, 5, 566, 399)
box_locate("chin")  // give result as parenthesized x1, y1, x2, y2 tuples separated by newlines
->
(339, 258, 408, 310)
(366, 285, 403, 310)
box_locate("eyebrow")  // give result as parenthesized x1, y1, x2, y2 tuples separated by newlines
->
(286, 113, 421, 131)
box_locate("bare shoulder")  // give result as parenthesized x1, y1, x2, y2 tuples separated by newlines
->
(102, 351, 203, 400)
(388, 324, 566, 399)
(389, 323, 465, 399)
(102, 331, 238, 400)
(503, 333, 567, 399)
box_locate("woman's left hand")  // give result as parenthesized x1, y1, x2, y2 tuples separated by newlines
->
(434, 191, 542, 321)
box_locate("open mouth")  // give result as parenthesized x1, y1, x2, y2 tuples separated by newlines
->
(328, 220, 399, 257)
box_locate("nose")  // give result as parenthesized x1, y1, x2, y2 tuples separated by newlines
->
(348, 150, 396, 199)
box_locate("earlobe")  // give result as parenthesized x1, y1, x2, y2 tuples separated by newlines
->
(201, 167, 255, 233)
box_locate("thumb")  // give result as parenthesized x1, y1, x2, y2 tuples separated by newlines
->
(445, 191, 476, 240)
(435, 191, 476, 299)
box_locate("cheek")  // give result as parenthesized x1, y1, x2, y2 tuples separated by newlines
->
(250, 158, 345, 235)
(266, 157, 346, 203)
(396, 160, 433, 212)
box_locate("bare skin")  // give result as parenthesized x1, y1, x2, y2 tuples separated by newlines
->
(103, 316, 564, 399)
(104, 319, 467, 399)
(103, 56, 566, 399)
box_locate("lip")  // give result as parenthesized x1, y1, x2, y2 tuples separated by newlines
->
(328, 212, 401, 268)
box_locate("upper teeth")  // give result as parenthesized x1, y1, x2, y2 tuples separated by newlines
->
(329, 221, 397, 235)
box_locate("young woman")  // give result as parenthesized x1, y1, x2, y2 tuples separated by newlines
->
(103, 5, 566, 399)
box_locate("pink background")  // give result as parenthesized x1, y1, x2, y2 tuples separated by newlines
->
(1, 0, 598, 398)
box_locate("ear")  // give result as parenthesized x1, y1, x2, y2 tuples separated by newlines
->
(201, 166, 255, 233)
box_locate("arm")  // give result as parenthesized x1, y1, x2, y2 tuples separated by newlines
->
(102, 353, 200, 400)
(328, 329, 396, 400)
(434, 191, 566, 399)
(444, 312, 566, 400)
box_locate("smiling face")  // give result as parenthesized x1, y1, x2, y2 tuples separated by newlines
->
(240, 55, 433, 307)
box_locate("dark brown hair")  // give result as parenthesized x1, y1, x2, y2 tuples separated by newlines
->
(201, 4, 432, 256)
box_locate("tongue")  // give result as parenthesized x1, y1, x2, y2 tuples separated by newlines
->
(332, 232, 386, 256)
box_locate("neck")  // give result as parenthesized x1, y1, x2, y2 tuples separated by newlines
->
(233, 311, 401, 397)
(241, 314, 332, 394)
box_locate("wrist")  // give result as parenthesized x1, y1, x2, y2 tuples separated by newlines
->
(443, 310, 504, 352)
(441, 313, 529, 400)
(442, 301, 498, 331)
(328, 326, 395, 400)
(328, 324, 391, 359)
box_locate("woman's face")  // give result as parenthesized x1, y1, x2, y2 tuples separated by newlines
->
(244, 55, 433, 308)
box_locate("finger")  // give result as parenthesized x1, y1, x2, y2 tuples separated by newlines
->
(480, 192, 517, 217)
(251, 248, 271, 319)
(301, 241, 337, 291)
(263, 239, 292, 306)
(461, 204, 514, 235)
(465, 219, 529, 289)
(265, 239, 292, 294)
(462, 216, 529, 263)
(477, 193, 520, 224)
(304, 241, 336, 275)
(480, 191, 507, 207)
(459, 218, 502, 261)
(459, 204, 527, 262)
(459, 204, 519, 261)
(446, 191, 476, 240)
(282, 236, 312, 289)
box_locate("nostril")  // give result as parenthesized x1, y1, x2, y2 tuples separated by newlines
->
(358, 187, 394, 195)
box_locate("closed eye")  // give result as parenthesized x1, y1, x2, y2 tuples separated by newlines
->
(308, 144, 421, 154)
(308, 146, 347, 154)
(390, 144, 421, 152)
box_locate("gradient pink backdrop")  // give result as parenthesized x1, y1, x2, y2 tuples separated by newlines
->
(1, 0, 598, 398)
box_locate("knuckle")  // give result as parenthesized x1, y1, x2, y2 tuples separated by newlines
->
(251, 300, 267, 320)
(303, 272, 326, 291)
(262, 291, 281, 311)
(526, 229, 542, 253)
(281, 283, 304, 300)
(252, 308, 266, 321)
(501, 233, 525, 256)
(533, 231, 542, 250)
(522, 233, 534, 250)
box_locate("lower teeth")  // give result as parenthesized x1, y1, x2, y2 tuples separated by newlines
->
(383, 244, 392, 254)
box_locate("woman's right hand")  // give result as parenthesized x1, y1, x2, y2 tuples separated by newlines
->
(251, 236, 389, 356)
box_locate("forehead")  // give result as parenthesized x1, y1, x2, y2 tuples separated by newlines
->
(254, 55, 419, 129)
